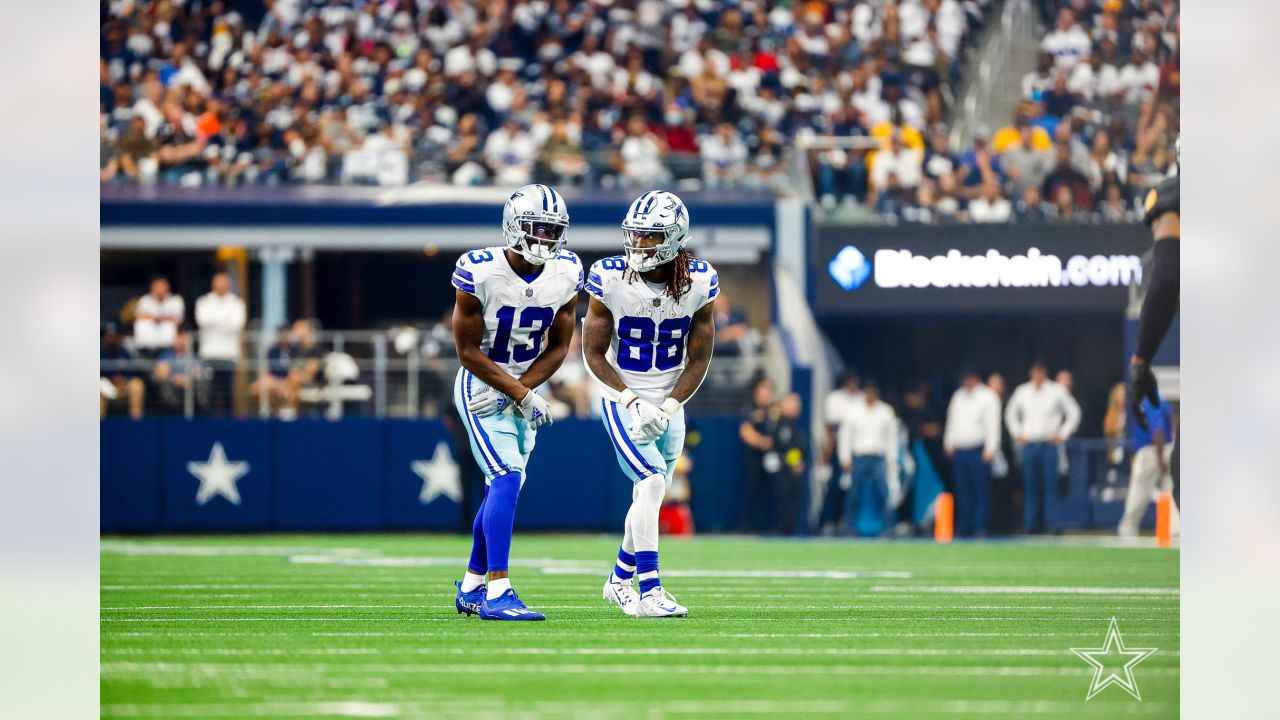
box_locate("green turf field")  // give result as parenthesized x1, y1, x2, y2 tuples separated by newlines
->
(101, 535, 1178, 719)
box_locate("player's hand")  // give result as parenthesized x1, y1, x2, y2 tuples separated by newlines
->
(627, 400, 668, 443)
(516, 388, 554, 429)
(1129, 357, 1159, 432)
(465, 387, 509, 417)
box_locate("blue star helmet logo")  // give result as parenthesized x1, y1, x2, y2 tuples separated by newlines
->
(828, 245, 872, 291)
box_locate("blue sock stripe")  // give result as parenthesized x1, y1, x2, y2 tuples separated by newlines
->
(639, 577, 660, 594)
(635, 550, 659, 574)
(608, 401, 661, 476)
(618, 547, 636, 566)
(613, 564, 635, 580)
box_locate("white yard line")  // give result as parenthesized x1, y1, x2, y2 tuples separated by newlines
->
(869, 585, 1179, 596)
(102, 660, 1179, 679)
(100, 646, 1179, 658)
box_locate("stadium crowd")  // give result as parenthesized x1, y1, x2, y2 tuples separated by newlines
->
(99, 0, 1176, 223)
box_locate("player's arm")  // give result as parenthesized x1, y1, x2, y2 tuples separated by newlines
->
(582, 297, 628, 395)
(515, 297, 578, 391)
(452, 289, 532, 402)
(665, 301, 715, 406)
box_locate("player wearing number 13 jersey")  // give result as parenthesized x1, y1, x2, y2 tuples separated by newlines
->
(451, 184, 582, 621)
(583, 190, 717, 618)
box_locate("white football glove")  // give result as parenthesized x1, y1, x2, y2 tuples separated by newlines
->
(515, 389, 554, 429)
(465, 387, 510, 417)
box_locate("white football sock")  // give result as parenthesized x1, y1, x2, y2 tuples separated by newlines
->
(459, 572, 485, 593)
(632, 475, 666, 552)
(486, 577, 511, 600)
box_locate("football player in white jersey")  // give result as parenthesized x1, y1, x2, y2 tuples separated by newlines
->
(451, 184, 583, 621)
(583, 190, 717, 618)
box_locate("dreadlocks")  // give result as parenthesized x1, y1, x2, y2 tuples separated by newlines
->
(627, 248, 695, 301)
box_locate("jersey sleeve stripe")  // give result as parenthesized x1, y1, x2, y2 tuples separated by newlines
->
(708, 286, 720, 299)
(452, 275, 477, 294)
(454, 266, 475, 281)
(709, 273, 719, 287)
(585, 281, 604, 299)
(589, 272, 603, 286)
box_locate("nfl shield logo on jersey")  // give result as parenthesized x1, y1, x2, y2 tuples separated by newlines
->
(651, 298, 661, 307)
(525, 287, 535, 298)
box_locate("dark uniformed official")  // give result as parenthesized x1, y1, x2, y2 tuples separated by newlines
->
(1130, 141, 1180, 503)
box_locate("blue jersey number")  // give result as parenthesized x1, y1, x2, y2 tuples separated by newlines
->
(617, 316, 691, 372)
(468, 249, 495, 264)
(600, 257, 627, 271)
(489, 306, 555, 363)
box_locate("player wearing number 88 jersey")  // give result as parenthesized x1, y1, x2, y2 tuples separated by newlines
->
(583, 190, 717, 618)
(451, 184, 582, 622)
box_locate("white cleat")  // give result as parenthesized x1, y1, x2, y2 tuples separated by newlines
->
(603, 576, 640, 616)
(636, 587, 688, 618)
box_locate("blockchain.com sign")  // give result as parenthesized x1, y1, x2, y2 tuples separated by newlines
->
(814, 224, 1150, 315)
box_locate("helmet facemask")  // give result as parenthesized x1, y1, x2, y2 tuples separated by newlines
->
(623, 227, 678, 272)
(509, 217, 568, 265)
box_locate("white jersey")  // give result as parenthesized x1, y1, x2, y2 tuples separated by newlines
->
(452, 247, 583, 377)
(585, 255, 718, 404)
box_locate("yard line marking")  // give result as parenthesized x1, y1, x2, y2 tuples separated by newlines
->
(103, 646, 1178, 658)
(868, 585, 1179, 596)
(101, 701, 398, 718)
(101, 661, 1180, 679)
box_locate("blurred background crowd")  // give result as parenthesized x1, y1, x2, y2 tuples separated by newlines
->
(100, 0, 1177, 223)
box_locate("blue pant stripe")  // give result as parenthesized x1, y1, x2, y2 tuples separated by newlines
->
(463, 371, 508, 476)
(606, 400, 660, 477)
(602, 400, 652, 478)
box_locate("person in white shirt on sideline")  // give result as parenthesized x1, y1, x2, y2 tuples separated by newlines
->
(133, 276, 185, 359)
(1004, 361, 1082, 534)
(195, 272, 247, 415)
(817, 372, 863, 534)
(837, 380, 899, 537)
(943, 368, 1003, 537)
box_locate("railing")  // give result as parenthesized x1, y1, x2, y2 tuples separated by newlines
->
(101, 328, 768, 421)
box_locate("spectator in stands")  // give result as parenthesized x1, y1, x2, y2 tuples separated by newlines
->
(251, 328, 293, 416)
(1041, 74, 1079, 119)
(548, 329, 594, 419)
(1119, 48, 1161, 106)
(484, 117, 537, 187)
(1084, 129, 1126, 191)
(1069, 47, 1121, 106)
(956, 129, 1003, 198)
(869, 131, 924, 203)
(195, 272, 246, 416)
(771, 393, 809, 536)
(100, 323, 145, 420)
(748, 125, 789, 190)
(1041, 8, 1091, 70)
(613, 115, 670, 188)
(114, 116, 157, 184)
(1042, 146, 1093, 212)
(873, 173, 911, 223)
(944, 368, 1003, 537)
(968, 180, 1013, 223)
(447, 113, 488, 186)
(133, 276, 184, 359)
(537, 118, 590, 186)
(739, 376, 778, 533)
(1022, 52, 1057, 102)
(1097, 183, 1133, 223)
(1118, 392, 1176, 538)
(1051, 185, 1081, 223)
(1004, 361, 1081, 534)
(282, 319, 324, 418)
(153, 329, 206, 414)
(837, 380, 899, 537)
(933, 171, 968, 222)
(1014, 185, 1053, 223)
(922, 125, 959, 181)
(701, 122, 749, 189)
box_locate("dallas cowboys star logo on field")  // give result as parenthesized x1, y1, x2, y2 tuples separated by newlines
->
(187, 442, 249, 506)
(412, 441, 462, 505)
(1071, 617, 1158, 700)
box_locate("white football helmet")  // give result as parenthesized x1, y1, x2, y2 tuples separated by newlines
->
(502, 184, 570, 265)
(621, 190, 690, 272)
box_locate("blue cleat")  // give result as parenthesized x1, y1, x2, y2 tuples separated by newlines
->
(455, 580, 484, 617)
(479, 588, 546, 621)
